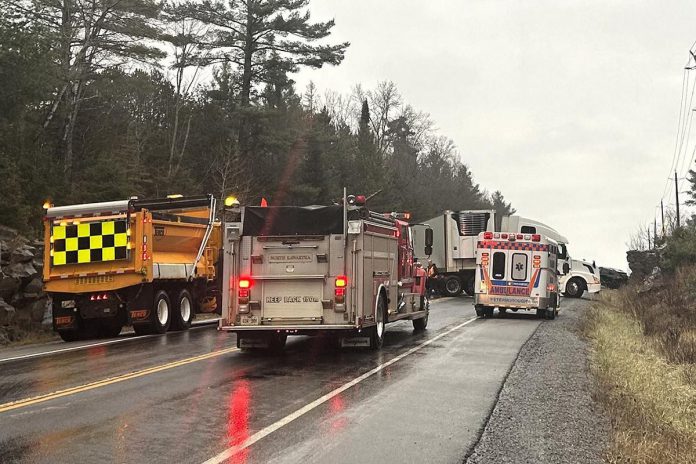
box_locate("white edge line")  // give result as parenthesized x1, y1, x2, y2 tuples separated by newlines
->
(202, 316, 479, 464)
(0, 318, 221, 364)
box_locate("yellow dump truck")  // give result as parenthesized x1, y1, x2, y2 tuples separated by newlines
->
(43, 195, 221, 341)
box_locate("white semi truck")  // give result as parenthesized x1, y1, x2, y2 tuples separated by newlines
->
(414, 211, 600, 298)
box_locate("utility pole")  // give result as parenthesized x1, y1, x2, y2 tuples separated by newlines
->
(654, 218, 657, 247)
(675, 171, 681, 229)
(661, 199, 665, 236)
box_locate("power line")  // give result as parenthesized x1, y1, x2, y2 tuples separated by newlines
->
(663, 68, 689, 201)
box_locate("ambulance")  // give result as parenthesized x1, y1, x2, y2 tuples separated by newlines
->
(473, 231, 560, 319)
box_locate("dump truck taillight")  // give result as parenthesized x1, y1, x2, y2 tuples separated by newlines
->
(90, 293, 110, 301)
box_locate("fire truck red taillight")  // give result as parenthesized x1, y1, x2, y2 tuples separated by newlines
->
(238, 278, 253, 304)
(335, 275, 347, 303)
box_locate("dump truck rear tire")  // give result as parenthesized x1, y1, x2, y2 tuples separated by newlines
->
(58, 329, 81, 342)
(99, 318, 122, 338)
(150, 290, 171, 334)
(171, 288, 194, 331)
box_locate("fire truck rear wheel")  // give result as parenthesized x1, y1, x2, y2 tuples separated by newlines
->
(151, 290, 172, 334)
(370, 296, 387, 350)
(413, 304, 428, 331)
(171, 288, 194, 331)
(443, 276, 463, 297)
(269, 333, 287, 352)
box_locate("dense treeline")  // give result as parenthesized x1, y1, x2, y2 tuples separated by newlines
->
(0, 0, 514, 234)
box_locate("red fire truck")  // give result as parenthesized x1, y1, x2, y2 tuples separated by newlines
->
(219, 194, 433, 350)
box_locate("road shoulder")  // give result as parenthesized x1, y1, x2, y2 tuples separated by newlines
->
(465, 298, 610, 464)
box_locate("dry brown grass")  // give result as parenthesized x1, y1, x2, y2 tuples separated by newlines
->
(585, 290, 696, 464)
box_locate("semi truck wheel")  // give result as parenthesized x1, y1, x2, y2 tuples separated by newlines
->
(171, 289, 194, 331)
(443, 276, 463, 297)
(564, 278, 585, 298)
(369, 296, 387, 349)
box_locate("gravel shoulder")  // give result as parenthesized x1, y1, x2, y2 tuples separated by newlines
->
(465, 297, 610, 464)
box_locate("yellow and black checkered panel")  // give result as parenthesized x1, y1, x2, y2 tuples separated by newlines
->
(52, 220, 129, 266)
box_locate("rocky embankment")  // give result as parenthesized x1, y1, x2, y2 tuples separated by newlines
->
(0, 225, 51, 345)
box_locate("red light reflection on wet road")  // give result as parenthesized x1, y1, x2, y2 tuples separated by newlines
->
(226, 379, 251, 463)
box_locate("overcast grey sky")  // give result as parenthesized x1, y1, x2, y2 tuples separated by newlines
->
(293, 0, 696, 270)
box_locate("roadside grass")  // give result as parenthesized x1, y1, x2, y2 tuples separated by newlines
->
(584, 284, 696, 464)
(0, 322, 58, 348)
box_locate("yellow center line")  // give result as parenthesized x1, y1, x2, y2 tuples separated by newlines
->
(0, 346, 240, 414)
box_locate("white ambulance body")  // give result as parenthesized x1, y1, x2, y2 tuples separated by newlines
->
(474, 231, 560, 320)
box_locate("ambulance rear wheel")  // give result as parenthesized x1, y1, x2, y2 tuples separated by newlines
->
(546, 308, 556, 320)
(484, 306, 494, 317)
(443, 276, 463, 297)
(498, 308, 507, 317)
(370, 296, 387, 349)
(171, 288, 194, 331)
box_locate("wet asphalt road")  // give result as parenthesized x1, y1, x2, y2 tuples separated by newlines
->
(0, 297, 586, 464)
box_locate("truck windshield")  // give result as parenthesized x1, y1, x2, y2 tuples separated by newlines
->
(492, 252, 506, 279)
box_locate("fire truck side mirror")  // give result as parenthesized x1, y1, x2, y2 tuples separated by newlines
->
(425, 228, 433, 248)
